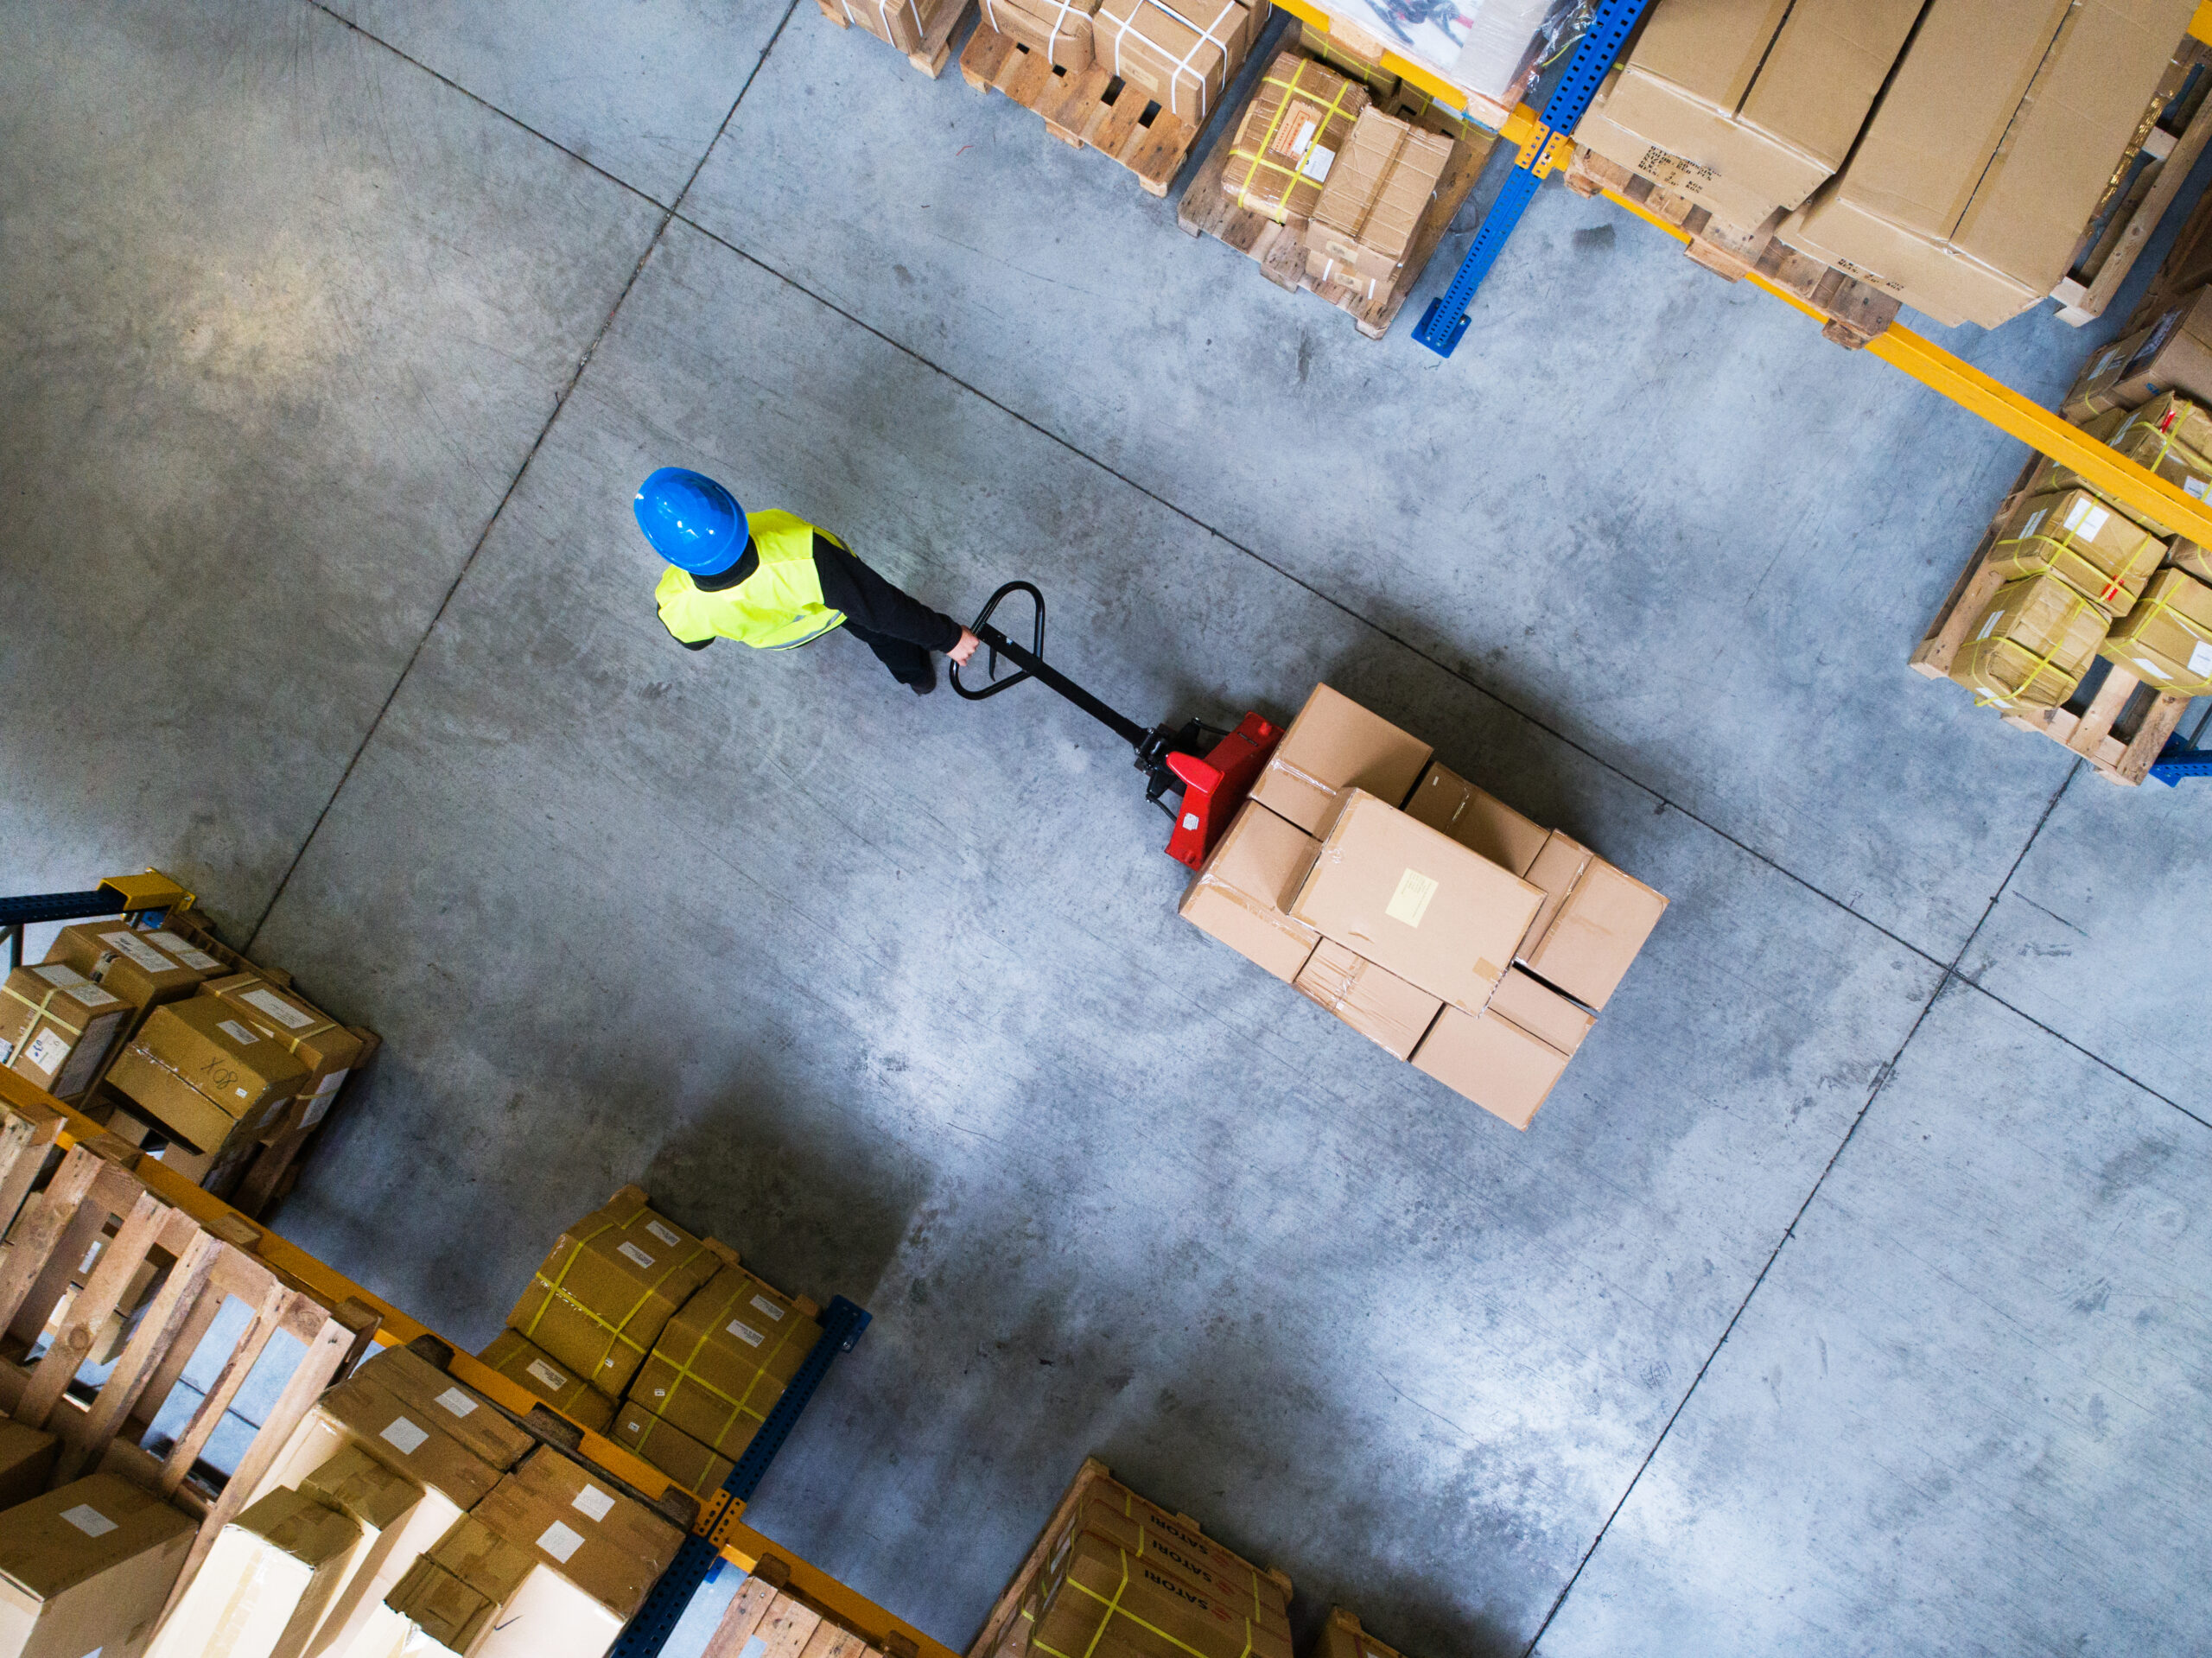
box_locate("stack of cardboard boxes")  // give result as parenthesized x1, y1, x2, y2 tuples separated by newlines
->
(480, 1187, 823, 1503)
(1181, 687, 1668, 1130)
(1579, 0, 2198, 330)
(1093, 0, 1266, 123)
(981, 0, 1102, 68)
(219, 1341, 685, 1658)
(1948, 295, 2212, 710)
(835, 0, 967, 60)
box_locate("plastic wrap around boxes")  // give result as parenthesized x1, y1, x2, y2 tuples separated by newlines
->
(1943, 302, 2212, 709)
(1581, 0, 2197, 329)
(221, 1341, 686, 1658)
(483, 1187, 823, 1509)
(1182, 686, 1666, 1129)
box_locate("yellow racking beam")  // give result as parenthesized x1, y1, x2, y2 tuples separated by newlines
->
(0, 1062, 955, 1655)
(1598, 184, 2212, 549)
(2195, 2, 2212, 43)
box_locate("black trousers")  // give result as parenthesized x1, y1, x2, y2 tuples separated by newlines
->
(842, 619, 931, 685)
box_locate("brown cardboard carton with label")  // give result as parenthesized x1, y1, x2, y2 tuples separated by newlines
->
(45, 924, 208, 1020)
(477, 1330, 618, 1432)
(1986, 489, 2165, 617)
(396, 1511, 629, 1658)
(630, 1265, 817, 1461)
(1310, 109, 1452, 283)
(1577, 0, 1923, 228)
(1093, 0, 1253, 122)
(0, 1473, 194, 1658)
(353, 1345, 532, 1471)
(470, 1448, 683, 1621)
(1949, 573, 2112, 710)
(1225, 54, 1369, 223)
(1179, 801, 1321, 982)
(2101, 567, 2212, 692)
(1050, 1478, 1288, 1633)
(1294, 941, 1441, 1060)
(294, 1441, 435, 1658)
(2064, 286, 2212, 420)
(208, 974, 365, 1106)
(1289, 791, 1542, 1015)
(146, 1487, 361, 1658)
(1520, 861, 1669, 1012)
(613, 1401, 735, 1496)
(981, 0, 1100, 68)
(1403, 763, 1548, 876)
(316, 1374, 505, 1510)
(1782, 0, 2196, 328)
(505, 1189, 720, 1397)
(1033, 1528, 1293, 1658)
(2044, 405, 2212, 537)
(1249, 684, 1431, 835)
(0, 965, 129, 1101)
(104, 994, 307, 1153)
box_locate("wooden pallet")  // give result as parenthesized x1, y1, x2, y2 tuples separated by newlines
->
(2053, 37, 2212, 325)
(1177, 70, 1496, 339)
(959, 23, 1201, 196)
(0, 1122, 381, 1626)
(1910, 455, 2193, 786)
(702, 1557, 925, 1658)
(817, 0, 972, 78)
(964, 1457, 1294, 1658)
(1561, 148, 1902, 349)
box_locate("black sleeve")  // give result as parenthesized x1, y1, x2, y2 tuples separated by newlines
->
(811, 532, 961, 652)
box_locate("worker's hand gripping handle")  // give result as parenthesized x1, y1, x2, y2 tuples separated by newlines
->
(950, 581, 1046, 701)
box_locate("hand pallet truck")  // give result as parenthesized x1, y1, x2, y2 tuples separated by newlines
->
(951, 582, 1284, 867)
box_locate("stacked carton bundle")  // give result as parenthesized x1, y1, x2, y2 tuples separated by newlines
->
(1182, 687, 1667, 1130)
(1307, 107, 1456, 302)
(216, 1342, 684, 1658)
(1093, 0, 1265, 123)
(480, 1186, 823, 1504)
(980, 0, 1102, 68)
(0, 1464, 198, 1658)
(1578, 0, 2197, 329)
(833, 0, 966, 57)
(1946, 298, 2212, 711)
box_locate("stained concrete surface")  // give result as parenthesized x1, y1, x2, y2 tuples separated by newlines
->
(4, 2, 2209, 1655)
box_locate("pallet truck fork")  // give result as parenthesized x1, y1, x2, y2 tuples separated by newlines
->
(951, 582, 1282, 867)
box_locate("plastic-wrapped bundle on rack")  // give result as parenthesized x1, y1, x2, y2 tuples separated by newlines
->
(1450, 0, 1577, 105)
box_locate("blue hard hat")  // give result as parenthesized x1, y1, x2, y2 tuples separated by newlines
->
(634, 467, 745, 575)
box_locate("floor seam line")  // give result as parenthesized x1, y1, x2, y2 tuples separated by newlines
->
(659, 211, 1998, 975)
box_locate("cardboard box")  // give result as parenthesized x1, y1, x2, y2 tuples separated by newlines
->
(1248, 684, 1431, 835)
(1034, 1528, 1292, 1658)
(1302, 246, 1387, 303)
(1289, 791, 1543, 1015)
(146, 1487, 360, 1658)
(385, 1553, 499, 1655)
(1781, 0, 2196, 328)
(0, 1429, 54, 1516)
(469, 1448, 683, 1622)
(1049, 1483, 1287, 1633)
(1294, 941, 1440, 1060)
(1987, 488, 2166, 616)
(2064, 286, 2212, 420)
(1514, 832, 1593, 962)
(2168, 537, 2212, 581)
(1949, 572, 2113, 709)
(1402, 763, 1548, 876)
(477, 1330, 618, 1433)
(1519, 860, 1668, 1012)
(104, 994, 308, 1153)
(981, 0, 1099, 69)
(2044, 403, 2212, 537)
(315, 1375, 505, 1510)
(45, 924, 208, 1016)
(1309, 109, 1452, 282)
(505, 1189, 720, 1398)
(352, 1345, 533, 1471)
(208, 975, 365, 1098)
(0, 1473, 194, 1658)
(1094, 0, 1251, 122)
(1225, 54, 1370, 223)
(1490, 966, 1596, 1054)
(1412, 1000, 1573, 1129)
(294, 1441, 436, 1658)
(629, 1265, 818, 1462)
(1576, 0, 1923, 227)
(612, 1401, 735, 1497)
(0, 965, 129, 1101)
(831, 0, 960, 54)
(397, 1517, 627, 1658)
(2101, 566, 2212, 691)
(1178, 801, 1322, 982)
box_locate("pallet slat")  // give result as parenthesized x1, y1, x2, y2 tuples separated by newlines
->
(960, 23, 1199, 196)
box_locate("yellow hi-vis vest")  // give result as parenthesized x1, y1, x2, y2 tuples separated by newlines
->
(654, 510, 848, 650)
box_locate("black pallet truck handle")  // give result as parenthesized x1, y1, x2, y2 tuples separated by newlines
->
(951, 580, 1046, 701)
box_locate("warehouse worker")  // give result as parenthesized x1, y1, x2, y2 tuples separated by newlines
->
(637, 467, 980, 695)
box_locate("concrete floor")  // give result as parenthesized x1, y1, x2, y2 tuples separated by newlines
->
(3, 3, 2209, 1654)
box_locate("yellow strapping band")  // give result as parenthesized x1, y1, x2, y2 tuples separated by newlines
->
(1, 982, 79, 1044)
(1229, 67, 1363, 212)
(1970, 586, 2097, 708)
(521, 1207, 710, 1379)
(655, 1273, 808, 1448)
